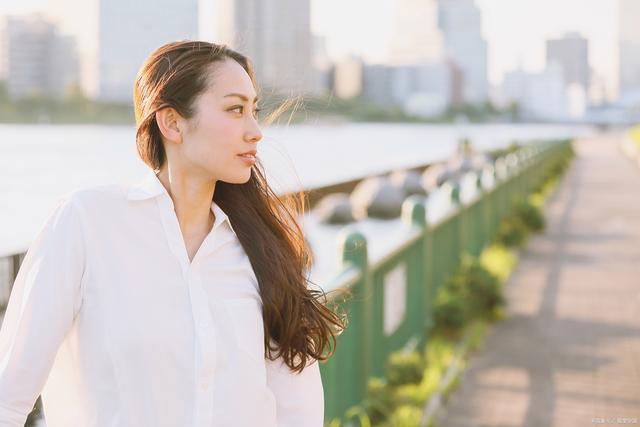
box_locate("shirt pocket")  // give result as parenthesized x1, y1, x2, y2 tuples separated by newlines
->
(224, 298, 265, 364)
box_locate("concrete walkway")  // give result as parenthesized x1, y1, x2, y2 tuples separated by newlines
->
(437, 135, 640, 427)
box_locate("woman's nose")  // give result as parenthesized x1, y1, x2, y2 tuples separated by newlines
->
(245, 120, 262, 143)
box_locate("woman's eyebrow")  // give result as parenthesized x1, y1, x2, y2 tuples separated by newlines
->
(224, 93, 259, 103)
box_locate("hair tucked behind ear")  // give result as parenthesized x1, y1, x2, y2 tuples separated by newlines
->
(133, 40, 346, 372)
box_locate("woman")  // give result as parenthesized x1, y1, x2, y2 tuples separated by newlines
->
(0, 41, 344, 426)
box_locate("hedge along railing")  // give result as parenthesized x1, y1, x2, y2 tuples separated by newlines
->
(320, 139, 572, 421)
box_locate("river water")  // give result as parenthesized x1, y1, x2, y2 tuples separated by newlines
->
(0, 122, 596, 255)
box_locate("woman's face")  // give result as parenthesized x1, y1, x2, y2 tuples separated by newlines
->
(177, 58, 263, 184)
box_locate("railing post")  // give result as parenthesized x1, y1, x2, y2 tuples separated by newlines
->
(441, 180, 463, 276)
(449, 180, 461, 205)
(505, 152, 520, 211)
(450, 180, 463, 260)
(336, 228, 371, 411)
(494, 157, 507, 222)
(475, 172, 487, 254)
(401, 196, 432, 345)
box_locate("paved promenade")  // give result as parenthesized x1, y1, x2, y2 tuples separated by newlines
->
(437, 135, 640, 427)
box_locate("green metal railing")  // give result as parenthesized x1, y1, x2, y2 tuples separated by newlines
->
(320, 139, 572, 420)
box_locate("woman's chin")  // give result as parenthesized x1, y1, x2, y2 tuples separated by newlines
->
(224, 171, 252, 185)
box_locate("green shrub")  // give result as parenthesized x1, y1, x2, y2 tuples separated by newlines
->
(388, 405, 423, 427)
(514, 199, 545, 231)
(461, 257, 505, 316)
(361, 377, 394, 424)
(479, 244, 516, 284)
(341, 406, 372, 427)
(433, 286, 468, 332)
(495, 215, 528, 247)
(386, 351, 425, 387)
(433, 255, 505, 332)
(392, 383, 426, 407)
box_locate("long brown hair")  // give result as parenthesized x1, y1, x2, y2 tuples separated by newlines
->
(133, 40, 345, 372)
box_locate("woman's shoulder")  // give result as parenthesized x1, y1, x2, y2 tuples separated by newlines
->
(58, 182, 130, 212)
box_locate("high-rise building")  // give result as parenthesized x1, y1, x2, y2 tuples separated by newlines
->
(310, 34, 331, 96)
(383, 0, 456, 114)
(546, 32, 590, 91)
(362, 64, 395, 107)
(0, 15, 79, 99)
(332, 55, 363, 99)
(216, 0, 316, 96)
(619, 0, 640, 98)
(437, 0, 488, 104)
(362, 61, 454, 117)
(397, 61, 454, 117)
(48, 0, 198, 101)
(502, 63, 569, 120)
(389, 0, 443, 65)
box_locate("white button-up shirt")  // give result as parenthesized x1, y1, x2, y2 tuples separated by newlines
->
(0, 168, 324, 427)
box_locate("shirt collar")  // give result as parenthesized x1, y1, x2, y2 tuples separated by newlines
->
(127, 168, 237, 236)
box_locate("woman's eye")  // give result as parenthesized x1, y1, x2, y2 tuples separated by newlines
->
(230, 105, 261, 118)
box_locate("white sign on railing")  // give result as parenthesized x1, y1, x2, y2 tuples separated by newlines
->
(383, 262, 407, 336)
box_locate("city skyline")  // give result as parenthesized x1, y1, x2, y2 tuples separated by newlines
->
(312, 0, 618, 98)
(0, 0, 621, 98)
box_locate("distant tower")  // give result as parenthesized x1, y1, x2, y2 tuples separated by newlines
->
(389, 0, 444, 65)
(332, 55, 363, 99)
(437, 0, 488, 104)
(98, 0, 198, 102)
(218, 0, 316, 96)
(619, 0, 640, 97)
(0, 15, 79, 99)
(48, 0, 198, 101)
(546, 33, 590, 91)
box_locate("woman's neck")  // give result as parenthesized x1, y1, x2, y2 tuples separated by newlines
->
(155, 167, 216, 236)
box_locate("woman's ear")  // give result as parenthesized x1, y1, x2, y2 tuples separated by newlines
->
(155, 108, 183, 144)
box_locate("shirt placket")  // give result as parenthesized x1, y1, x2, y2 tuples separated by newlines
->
(155, 195, 217, 427)
(188, 270, 216, 427)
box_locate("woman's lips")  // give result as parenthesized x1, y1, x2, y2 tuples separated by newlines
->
(238, 154, 256, 164)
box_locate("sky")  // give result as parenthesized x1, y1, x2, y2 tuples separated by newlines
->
(0, 0, 621, 96)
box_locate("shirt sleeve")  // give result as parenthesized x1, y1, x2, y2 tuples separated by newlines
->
(0, 196, 86, 426)
(265, 353, 324, 427)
